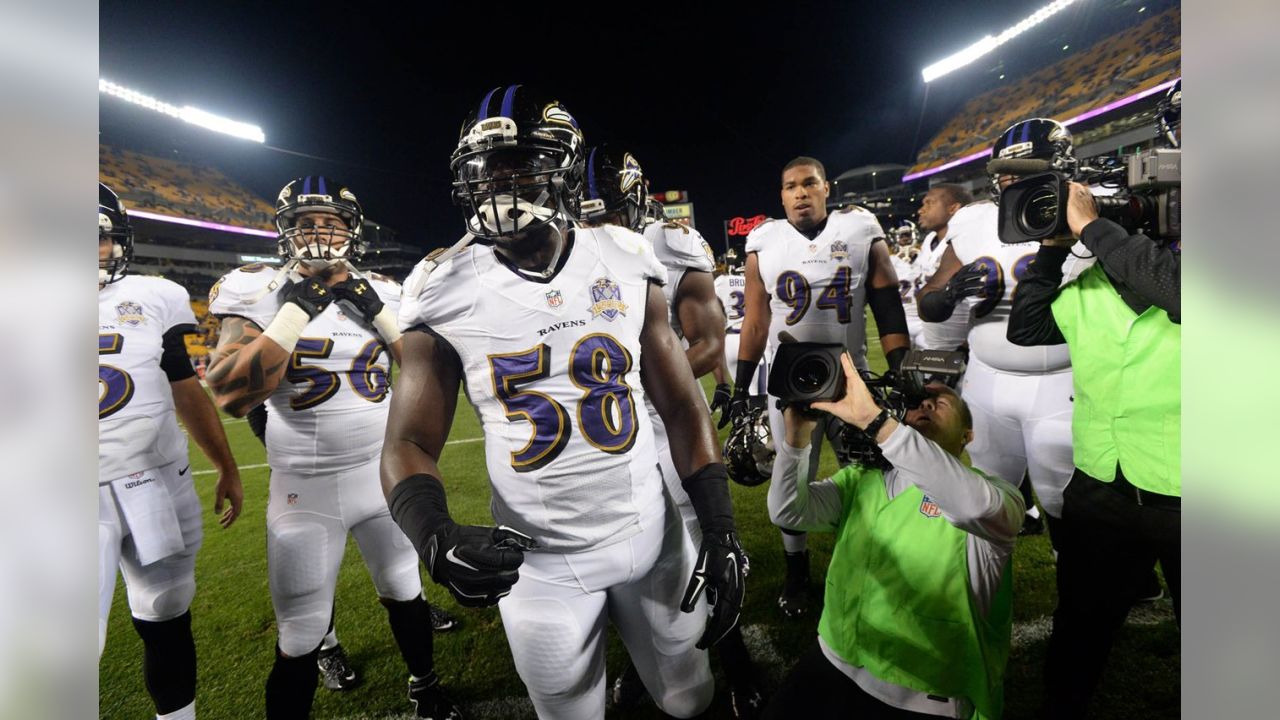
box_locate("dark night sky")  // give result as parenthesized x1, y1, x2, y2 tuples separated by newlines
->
(99, 0, 1170, 254)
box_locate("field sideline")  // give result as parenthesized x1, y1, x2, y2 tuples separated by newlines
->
(100, 318, 1179, 719)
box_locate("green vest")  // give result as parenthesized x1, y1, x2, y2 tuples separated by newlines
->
(818, 466, 1013, 720)
(1051, 264, 1181, 496)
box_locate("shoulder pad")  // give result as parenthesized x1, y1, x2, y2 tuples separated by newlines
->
(237, 262, 270, 273)
(662, 221, 690, 234)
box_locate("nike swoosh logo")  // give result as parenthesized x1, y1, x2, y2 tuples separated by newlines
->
(178, 465, 190, 476)
(445, 547, 480, 572)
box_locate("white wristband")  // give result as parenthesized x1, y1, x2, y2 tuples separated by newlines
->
(372, 306, 403, 345)
(261, 303, 312, 353)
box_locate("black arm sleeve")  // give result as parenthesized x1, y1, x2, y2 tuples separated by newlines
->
(681, 463, 736, 534)
(917, 288, 956, 322)
(734, 359, 760, 392)
(246, 403, 268, 445)
(867, 284, 909, 337)
(1007, 245, 1070, 346)
(1078, 219, 1181, 323)
(160, 324, 197, 382)
(387, 474, 453, 557)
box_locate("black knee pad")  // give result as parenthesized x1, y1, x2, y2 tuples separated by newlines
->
(131, 612, 196, 715)
(265, 643, 321, 720)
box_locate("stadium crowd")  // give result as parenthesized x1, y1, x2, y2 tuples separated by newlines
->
(99, 23, 1180, 720)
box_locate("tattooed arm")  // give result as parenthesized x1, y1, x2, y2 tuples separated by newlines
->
(206, 316, 291, 418)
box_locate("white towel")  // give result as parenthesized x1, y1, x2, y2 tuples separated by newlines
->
(110, 468, 184, 565)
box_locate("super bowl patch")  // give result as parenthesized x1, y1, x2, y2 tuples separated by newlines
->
(116, 301, 146, 326)
(919, 494, 942, 518)
(588, 277, 627, 321)
(829, 239, 849, 262)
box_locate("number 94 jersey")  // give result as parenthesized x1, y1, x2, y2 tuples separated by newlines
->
(399, 227, 667, 553)
(745, 206, 882, 368)
(209, 265, 399, 474)
(948, 201, 1094, 373)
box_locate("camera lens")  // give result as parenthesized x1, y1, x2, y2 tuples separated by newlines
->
(1019, 186, 1059, 235)
(792, 355, 831, 395)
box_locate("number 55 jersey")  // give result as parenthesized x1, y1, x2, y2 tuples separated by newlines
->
(209, 265, 400, 474)
(745, 206, 883, 370)
(398, 226, 668, 553)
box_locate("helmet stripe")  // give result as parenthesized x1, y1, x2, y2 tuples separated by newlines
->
(303, 176, 312, 195)
(318, 176, 327, 195)
(500, 84, 521, 119)
(586, 147, 600, 200)
(477, 87, 499, 121)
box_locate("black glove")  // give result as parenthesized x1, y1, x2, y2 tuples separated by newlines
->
(281, 277, 334, 319)
(943, 262, 989, 304)
(681, 529, 747, 649)
(333, 277, 385, 322)
(709, 383, 732, 425)
(421, 522, 538, 608)
(720, 388, 751, 430)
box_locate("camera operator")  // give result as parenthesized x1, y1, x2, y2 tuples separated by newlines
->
(1006, 82, 1181, 720)
(764, 352, 1022, 720)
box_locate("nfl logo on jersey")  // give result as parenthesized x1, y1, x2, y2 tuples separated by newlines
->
(919, 495, 942, 518)
(545, 289, 563, 308)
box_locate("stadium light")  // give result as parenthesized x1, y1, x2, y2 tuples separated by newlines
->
(99, 79, 265, 143)
(922, 0, 1080, 83)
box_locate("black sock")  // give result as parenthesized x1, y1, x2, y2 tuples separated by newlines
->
(132, 612, 197, 715)
(715, 624, 758, 687)
(784, 550, 810, 579)
(265, 644, 320, 720)
(1019, 473, 1036, 511)
(382, 595, 435, 679)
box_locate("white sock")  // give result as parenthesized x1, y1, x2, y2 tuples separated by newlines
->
(321, 629, 339, 651)
(1026, 504, 1042, 519)
(158, 701, 195, 720)
(780, 531, 807, 554)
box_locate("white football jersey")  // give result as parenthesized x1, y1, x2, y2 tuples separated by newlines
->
(99, 275, 197, 483)
(916, 230, 974, 351)
(745, 207, 881, 369)
(209, 264, 400, 474)
(643, 221, 715, 337)
(399, 227, 667, 552)
(948, 201, 1094, 373)
(891, 252, 922, 324)
(714, 272, 747, 335)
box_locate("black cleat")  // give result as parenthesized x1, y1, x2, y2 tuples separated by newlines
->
(408, 673, 463, 720)
(611, 661, 650, 709)
(1135, 570, 1164, 603)
(317, 644, 359, 691)
(430, 604, 460, 633)
(1019, 513, 1045, 536)
(730, 682, 765, 720)
(778, 550, 812, 619)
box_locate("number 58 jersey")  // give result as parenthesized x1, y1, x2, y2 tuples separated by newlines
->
(399, 227, 667, 553)
(209, 265, 400, 474)
(746, 206, 883, 369)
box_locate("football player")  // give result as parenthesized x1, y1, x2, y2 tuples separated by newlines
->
(98, 182, 244, 720)
(714, 248, 767, 405)
(383, 86, 746, 720)
(205, 177, 458, 719)
(728, 157, 910, 619)
(913, 184, 975, 350)
(888, 221, 926, 348)
(580, 146, 764, 716)
(917, 119, 1090, 545)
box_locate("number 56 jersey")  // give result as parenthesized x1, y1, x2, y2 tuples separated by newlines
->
(399, 227, 668, 553)
(209, 265, 400, 474)
(746, 206, 883, 369)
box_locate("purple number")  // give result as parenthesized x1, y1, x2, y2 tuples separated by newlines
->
(287, 338, 339, 410)
(970, 256, 1005, 319)
(728, 290, 745, 320)
(349, 339, 389, 402)
(489, 344, 570, 472)
(99, 333, 134, 419)
(1007, 253, 1037, 304)
(816, 266, 853, 324)
(776, 271, 811, 325)
(570, 334, 637, 454)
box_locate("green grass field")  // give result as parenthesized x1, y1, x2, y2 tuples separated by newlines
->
(100, 320, 1179, 719)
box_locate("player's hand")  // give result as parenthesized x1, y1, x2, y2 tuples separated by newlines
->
(811, 352, 883, 430)
(1065, 181, 1100, 238)
(943, 262, 988, 304)
(213, 467, 243, 529)
(333, 277, 385, 322)
(721, 388, 750, 430)
(422, 523, 538, 608)
(681, 530, 747, 649)
(709, 383, 732, 424)
(281, 277, 334, 319)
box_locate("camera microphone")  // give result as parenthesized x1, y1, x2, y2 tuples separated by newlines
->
(986, 158, 1054, 176)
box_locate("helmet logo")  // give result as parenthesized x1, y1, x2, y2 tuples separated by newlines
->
(99, 212, 113, 231)
(278, 185, 292, 203)
(619, 153, 642, 193)
(340, 188, 357, 202)
(542, 103, 577, 128)
(1048, 125, 1070, 143)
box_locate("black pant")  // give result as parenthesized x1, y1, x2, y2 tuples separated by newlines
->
(1044, 468, 1180, 719)
(764, 642, 942, 720)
